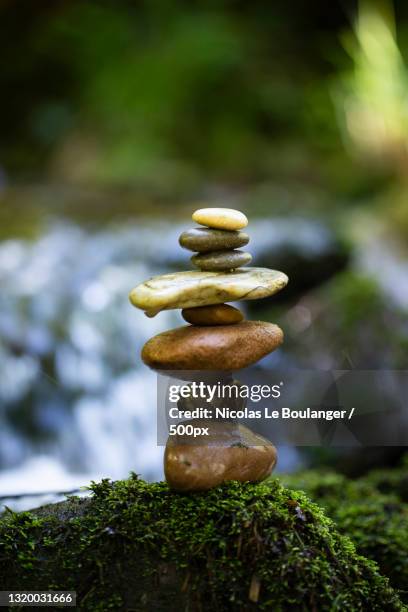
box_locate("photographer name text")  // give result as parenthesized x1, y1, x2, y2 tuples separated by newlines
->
(168, 406, 355, 421)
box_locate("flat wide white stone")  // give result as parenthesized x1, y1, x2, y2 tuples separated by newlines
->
(129, 267, 288, 316)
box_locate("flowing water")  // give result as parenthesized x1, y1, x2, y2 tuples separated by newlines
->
(1, 215, 403, 510)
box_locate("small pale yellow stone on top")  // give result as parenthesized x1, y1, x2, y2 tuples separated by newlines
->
(192, 207, 248, 231)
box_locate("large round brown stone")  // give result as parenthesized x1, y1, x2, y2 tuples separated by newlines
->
(164, 421, 277, 491)
(141, 321, 283, 371)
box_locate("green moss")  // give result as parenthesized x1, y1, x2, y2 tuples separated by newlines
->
(0, 476, 404, 611)
(365, 457, 408, 503)
(282, 470, 408, 602)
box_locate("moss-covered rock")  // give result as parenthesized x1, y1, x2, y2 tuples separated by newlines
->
(283, 470, 408, 603)
(0, 476, 404, 611)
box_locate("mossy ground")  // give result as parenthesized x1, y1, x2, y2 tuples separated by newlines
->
(283, 462, 408, 603)
(365, 456, 408, 503)
(0, 476, 405, 611)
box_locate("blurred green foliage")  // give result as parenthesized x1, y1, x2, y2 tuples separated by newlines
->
(2, 0, 408, 229)
(0, 0, 351, 192)
(335, 1, 408, 173)
(271, 271, 408, 369)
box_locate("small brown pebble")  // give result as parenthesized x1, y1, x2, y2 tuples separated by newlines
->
(182, 304, 244, 326)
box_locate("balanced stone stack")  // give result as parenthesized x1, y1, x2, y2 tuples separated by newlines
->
(130, 208, 288, 491)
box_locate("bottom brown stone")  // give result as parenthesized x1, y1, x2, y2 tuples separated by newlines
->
(164, 420, 277, 491)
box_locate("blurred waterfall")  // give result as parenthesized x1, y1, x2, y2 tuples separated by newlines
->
(0, 217, 350, 509)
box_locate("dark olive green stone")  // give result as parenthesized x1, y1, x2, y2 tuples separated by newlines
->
(179, 227, 249, 253)
(191, 250, 252, 271)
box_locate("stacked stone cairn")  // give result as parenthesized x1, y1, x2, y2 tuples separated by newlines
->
(130, 208, 288, 491)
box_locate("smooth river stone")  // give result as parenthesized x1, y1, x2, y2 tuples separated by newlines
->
(192, 207, 248, 231)
(141, 321, 284, 371)
(129, 267, 288, 316)
(164, 421, 277, 491)
(191, 249, 252, 271)
(179, 227, 249, 253)
(182, 304, 243, 326)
